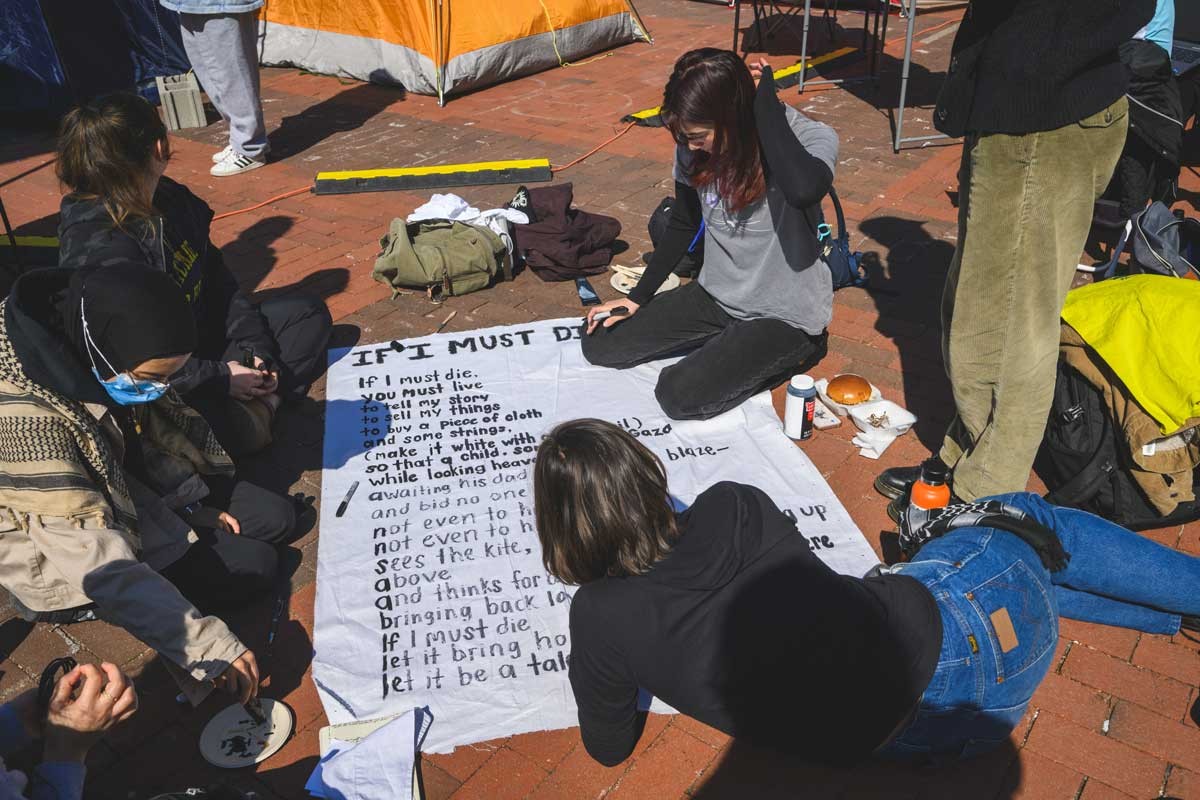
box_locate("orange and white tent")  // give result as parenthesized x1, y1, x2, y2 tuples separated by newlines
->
(258, 0, 650, 103)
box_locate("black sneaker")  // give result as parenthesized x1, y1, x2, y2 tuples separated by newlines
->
(874, 464, 924, 500)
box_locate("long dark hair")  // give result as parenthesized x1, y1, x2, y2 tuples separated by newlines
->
(660, 48, 765, 214)
(56, 92, 170, 229)
(534, 419, 679, 585)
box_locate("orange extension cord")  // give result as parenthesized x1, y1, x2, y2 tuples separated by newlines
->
(209, 12, 962, 222)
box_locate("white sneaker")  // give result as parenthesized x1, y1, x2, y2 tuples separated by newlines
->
(211, 151, 265, 177)
(211, 145, 233, 163)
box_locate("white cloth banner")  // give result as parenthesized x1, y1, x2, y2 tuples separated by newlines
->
(314, 318, 879, 753)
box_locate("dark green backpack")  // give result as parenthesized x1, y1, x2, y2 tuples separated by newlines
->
(372, 218, 512, 301)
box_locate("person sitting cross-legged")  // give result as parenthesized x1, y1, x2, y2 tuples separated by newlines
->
(0, 264, 293, 706)
(581, 49, 836, 420)
(55, 92, 332, 458)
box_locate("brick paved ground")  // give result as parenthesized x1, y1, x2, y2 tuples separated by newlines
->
(2, 1, 1200, 797)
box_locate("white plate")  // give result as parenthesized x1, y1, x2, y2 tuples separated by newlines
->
(610, 271, 681, 296)
(199, 698, 294, 768)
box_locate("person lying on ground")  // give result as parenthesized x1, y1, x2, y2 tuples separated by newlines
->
(581, 49, 835, 421)
(0, 662, 137, 800)
(534, 418, 1200, 765)
(0, 264, 293, 704)
(54, 92, 332, 458)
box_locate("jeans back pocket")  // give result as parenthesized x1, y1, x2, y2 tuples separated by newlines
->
(964, 559, 1057, 691)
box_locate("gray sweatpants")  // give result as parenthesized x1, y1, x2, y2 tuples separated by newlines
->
(179, 11, 268, 159)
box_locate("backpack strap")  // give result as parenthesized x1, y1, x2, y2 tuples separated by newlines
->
(828, 185, 848, 244)
(1043, 393, 1117, 510)
(1096, 220, 1132, 281)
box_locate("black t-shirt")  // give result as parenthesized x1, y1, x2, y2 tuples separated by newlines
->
(568, 482, 942, 766)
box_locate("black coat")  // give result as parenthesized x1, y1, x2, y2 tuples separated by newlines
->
(934, 0, 1154, 137)
(57, 178, 278, 397)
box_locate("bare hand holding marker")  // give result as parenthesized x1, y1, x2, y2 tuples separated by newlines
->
(586, 298, 639, 334)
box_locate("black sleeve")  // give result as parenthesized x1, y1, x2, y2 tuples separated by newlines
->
(753, 66, 834, 209)
(568, 590, 644, 766)
(206, 247, 280, 368)
(169, 356, 229, 397)
(628, 182, 702, 307)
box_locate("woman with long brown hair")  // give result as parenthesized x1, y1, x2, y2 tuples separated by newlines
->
(537, 419, 1200, 767)
(581, 49, 837, 420)
(54, 92, 331, 457)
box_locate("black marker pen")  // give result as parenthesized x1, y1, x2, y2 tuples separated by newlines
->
(335, 481, 359, 518)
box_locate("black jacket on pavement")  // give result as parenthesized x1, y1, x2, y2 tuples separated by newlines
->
(57, 178, 278, 397)
(934, 0, 1155, 137)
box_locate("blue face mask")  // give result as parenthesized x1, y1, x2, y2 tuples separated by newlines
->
(80, 299, 171, 406)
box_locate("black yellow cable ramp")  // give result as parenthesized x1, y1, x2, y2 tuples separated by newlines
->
(0, 235, 59, 267)
(620, 46, 858, 127)
(312, 158, 554, 195)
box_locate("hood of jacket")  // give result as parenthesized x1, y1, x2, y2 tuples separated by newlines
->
(57, 177, 214, 276)
(4, 268, 113, 408)
(58, 193, 159, 274)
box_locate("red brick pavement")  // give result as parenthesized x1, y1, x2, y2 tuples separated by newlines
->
(2, 0, 1200, 797)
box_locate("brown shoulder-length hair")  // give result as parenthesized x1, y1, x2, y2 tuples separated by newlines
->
(534, 419, 679, 585)
(660, 48, 765, 214)
(56, 92, 170, 229)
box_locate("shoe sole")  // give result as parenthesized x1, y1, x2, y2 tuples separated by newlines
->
(211, 160, 265, 177)
(873, 474, 908, 501)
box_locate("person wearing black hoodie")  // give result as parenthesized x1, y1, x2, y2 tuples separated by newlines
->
(536, 419, 1200, 766)
(0, 264, 294, 705)
(54, 92, 332, 457)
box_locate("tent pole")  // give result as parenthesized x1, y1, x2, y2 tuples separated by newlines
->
(623, 1, 654, 44)
(434, 0, 446, 105)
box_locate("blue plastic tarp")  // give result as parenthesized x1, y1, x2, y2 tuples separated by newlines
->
(0, 0, 192, 118)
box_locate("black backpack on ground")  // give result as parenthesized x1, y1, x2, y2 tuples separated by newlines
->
(647, 196, 704, 278)
(1035, 358, 1200, 530)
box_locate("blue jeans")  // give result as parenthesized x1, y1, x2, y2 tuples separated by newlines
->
(880, 492, 1200, 758)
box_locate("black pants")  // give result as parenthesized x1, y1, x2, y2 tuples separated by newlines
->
(186, 293, 332, 455)
(160, 477, 295, 615)
(581, 282, 827, 420)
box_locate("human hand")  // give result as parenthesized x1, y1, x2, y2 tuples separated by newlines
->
(227, 361, 271, 401)
(748, 58, 770, 86)
(43, 663, 137, 763)
(217, 512, 241, 535)
(214, 650, 259, 705)
(253, 358, 279, 394)
(585, 298, 639, 335)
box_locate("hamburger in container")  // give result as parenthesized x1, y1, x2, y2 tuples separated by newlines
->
(814, 373, 882, 416)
